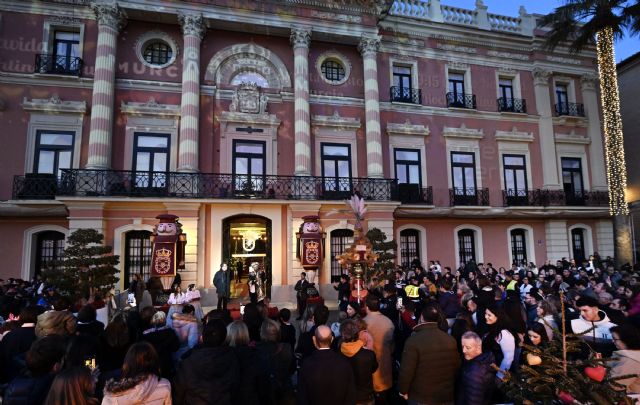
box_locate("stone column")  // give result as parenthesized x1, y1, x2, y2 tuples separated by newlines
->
(86, 2, 126, 169)
(581, 73, 608, 191)
(177, 13, 206, 173)
(358, 36, 384, 178)
(532, 68, 561, 189)
(290, 28, 312, 176)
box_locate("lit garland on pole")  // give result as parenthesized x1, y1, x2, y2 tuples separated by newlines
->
(596, 27, 629, 216)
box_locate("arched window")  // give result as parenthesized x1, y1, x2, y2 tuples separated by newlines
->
(400, 229, 420, 268)
(35, 231, 65, 276)
(330, 229, 354, 277)
(457, 229, 476, 264)
(230, 71, 269, 88)
(510, 229, 527, 265)
(571, 228, 586, 263)
(143, 40, 173, 66)
(124, 230, 152, 289)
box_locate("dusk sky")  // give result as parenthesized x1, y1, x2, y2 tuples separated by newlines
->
(446, 0, 639, 63)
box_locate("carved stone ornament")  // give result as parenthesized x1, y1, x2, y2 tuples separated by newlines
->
(532, 68, 551, 86)
(436, 43, 477, 54)
(487, 50, 529, 61)
(311, 111, 361, 129)
(178, 12, 206, 39)
(22, 95, 87, 114)
(494, 126, 534, 142)
(90, 2, 127, 31)
(580, 73, 598, 91)
(442, 123, 484, 139)
(358, 36, 380, 56)
(120, 98, 180, 117)
(386, 119, 430, 137)
(229, 82, 268, 115)
(290, 28, 311, 48)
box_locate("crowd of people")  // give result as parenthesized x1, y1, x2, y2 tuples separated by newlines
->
(0, 253, 639, 404)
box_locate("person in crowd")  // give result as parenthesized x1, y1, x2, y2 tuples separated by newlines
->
(255, 318, 295, 405)
(248, 265, 259, 304)
(610, 324, 640, 395)
(296, 304, 330, 362)
(294, 272, 310, 320)
(225, 320, 261, 405)
(2, 335, 66, 405)
(140, 310, 180, 380)
(379, 284, 399, 325)
(439, 278, 461, 327)
(76, 304, 105, 337)
(570, 296, 617, 357)
(279, 308, 296, 349)
(524, 288, 543, 328)
(213, 263, 231, 311)
(297, 325, 356, 405)
(333, 274, 351, 312)
(171, 303, 199, 362)
(398, 305, 461, 404)
(43, 366, 98, 405)
(456, 331, 496, 405)
(173, 320, 240, 405)
(98, 313, 131, 387)
(242, 302, 263, 342)
(526, 322, 550, 347)
(1, 306, 38, 382)
(536, 300, 558, 341)
(129, 273, 145, 310)
(35, 297, 77, 338)
(339, 319, 378, 405)
(166, 284, 186, 328)
(363, 294, 395, 403)
(185, 284, 204, 321)
(102, 341, 172, 405)
(482, 304, 518, 381)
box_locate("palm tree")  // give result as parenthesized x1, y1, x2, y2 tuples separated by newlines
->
(540, 0, 639, 267)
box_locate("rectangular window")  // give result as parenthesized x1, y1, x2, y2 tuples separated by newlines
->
(451, 152, 476, 194)
(561, 157, 584, 204)
(503, 154, 527, 198)
(458, 229, 476, 264)
(34, 130, 74, 177)
(400, 229, 420, 268)
(499, 78, 514, 100)
(133, 133, 170, 189)
(510, 229, 527, 265)
(330, 229, 354, 277)
(233, 140, 266, 193)
(51, 30, 81, 74)
(392, 65, 415, 103)
(394, 149, 421, 185)
(556, 84, 569, 104)
(124, 231, 152, 289)
(449, 73, 465, 96)
(321, 143, 352, 197)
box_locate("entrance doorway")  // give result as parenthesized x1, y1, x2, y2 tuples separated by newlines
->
(222, 215, 272, 299)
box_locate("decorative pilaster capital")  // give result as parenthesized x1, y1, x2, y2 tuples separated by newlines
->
(532, 67, 551, 86)
(90, 1, 127, 31)
(580, 73, 599, 91)
(178, 13, 206, 39)
(358, 36, 380, 57)
(290, 27, 311, 49)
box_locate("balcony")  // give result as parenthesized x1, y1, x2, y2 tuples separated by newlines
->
(397, 184, 433, 204)
(449, 188, 490, 206)
(497, 97, 526, 114)
(12, 170, 398, 201)
(555, 102, 585, 117)
(446, 92, 476, 109)
(35, 54, 83, 76)
(502, 189, 609, 207)
(390, 86, 422, 104)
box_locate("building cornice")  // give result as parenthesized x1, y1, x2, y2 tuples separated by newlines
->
(311, 112, 361, 129)
(120, 98, 180, 117)
(494, 127, 534, 142)
(442, 123, 484, 140)
(386, 120, 430, 137)
(555, 131, 591, 145)
(22, 95, 86, 114)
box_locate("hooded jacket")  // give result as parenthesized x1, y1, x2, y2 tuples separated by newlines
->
(610, 349, 640, 394)
(455, 351, 496, 405)
(570, 310, 617, 356)
(102, 374, 172, 405)
(340, 340, 378, 402)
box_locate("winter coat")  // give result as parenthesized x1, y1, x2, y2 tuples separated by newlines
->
(398, 323, 461, 403)
(254, 341, 295, 405)
(102, 374, 172, 405)
(141, 327, 180, 379)
(340, 340, 378, 402)
(610, 350, 640, 394)
(170, 313, 198, 360)
(2, 374, 54, 405)
(172, 345, 240, 405)
(1, 325, 36, 381)
(455, 351, 496, 405)
(570, 310, 617, 356)
(35, 310, 76, 338)
(213, 270, 230, 298)
(363, 311, 395, 392)
(439, 291, 461, 318)
(232, 345, 262, 405)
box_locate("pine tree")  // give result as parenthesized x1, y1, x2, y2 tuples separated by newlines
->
(42, 229, 119, 299)
(366, 228, 396, 278)
(501, 293, 634, 404)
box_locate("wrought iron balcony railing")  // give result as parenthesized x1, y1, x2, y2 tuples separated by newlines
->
(446, 92, 476, 109)
(397, 184, 433, 204)
(555, 102, 585, 117)
(502, 189, 609, 207)
(13, 169, 399, 201)
(35, 54, 83, 76)
(497, 97, 527, 114)
(449, 188, 490, 206)
(390, 86, 422, 104)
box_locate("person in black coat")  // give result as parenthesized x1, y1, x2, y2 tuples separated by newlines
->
(294, 272, 310, 320)
(456, 331, 496, 405)
(173, 320, 240, 405)
(140, 310, 180, 380)
(279, 308, 297, 350)
(297, 325, 356, 405)
(255, 319, 295, 405)
(333, 274, 351, 312)
(339, 319, 378, 404)
(1, 306, 38, 382)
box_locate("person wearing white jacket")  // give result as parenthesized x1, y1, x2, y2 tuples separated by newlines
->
(570, 296, 617, 357)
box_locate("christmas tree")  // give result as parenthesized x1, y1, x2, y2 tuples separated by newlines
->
(500, 293, 634, 405)
(42, 229, 119, 299)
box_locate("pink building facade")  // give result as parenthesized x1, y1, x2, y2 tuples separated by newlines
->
(0, 0, 613, 303)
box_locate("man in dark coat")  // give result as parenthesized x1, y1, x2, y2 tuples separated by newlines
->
(294, 272, 310, 320)
(333, 274, 351, 312)
(173, 320, 240, 405)
(456, 331, 496, 405)
(297, 325, 356, 405)
(1, 306, 38, 382)
(398, 305, 461, 404)
(213, 263, 231, 310)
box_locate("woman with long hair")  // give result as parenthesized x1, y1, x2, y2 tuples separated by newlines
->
(535, 300, 558, 341)
(525, 322, 550, 347)
(102, 341, 172, 404)
(225, 320, 261, 404)
(482, 305, 519, 381)
(44, 366, 98, 405)
(166, 284, 186, 328)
